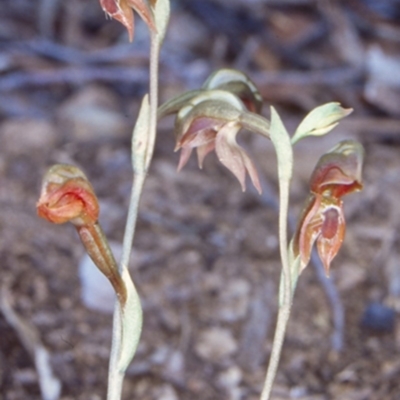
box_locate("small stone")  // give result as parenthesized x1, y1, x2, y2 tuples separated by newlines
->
(361, 302, 395, 332)
(78, 241, 146, 314)
(58, 86, 129, 141)
(0, 118, 57, 156)
(150, 346, 169, 365)
(335, 262, 366, 291)
(195, 327, 238, 362)
(78, 242, 121, 314)
(152, 384, 179, 400)
(217, 366, 242, 389)
(217, 278, 251, 322)
(164, 350, 185, 380)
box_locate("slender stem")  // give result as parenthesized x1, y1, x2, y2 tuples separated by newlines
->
(107, 172, 145, 400)
(120, 173, 146, 274)
(107, 303, 124, 400)
(260, 292, 291, 400)
(107, 29, 161, 400)
(277, 180, 292, 295)
(260, 177, 293, 400)
(145, 30, 160, 169)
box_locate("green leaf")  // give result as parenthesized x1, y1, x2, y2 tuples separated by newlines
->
(269, 107, 293, 182)
(132, 94, 150, 174)
(153, 0, 170, 45)
(157, 90, 203, 120)
(202, 68, 263, 114)
(117, 268, 143, 372)
(291, 102, 353, 145)
(239, 111, 270, 139)
(270, 107, 294, 304)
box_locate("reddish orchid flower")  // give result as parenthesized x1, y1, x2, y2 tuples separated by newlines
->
(99, 0, 156, 41)
(309, 140, 364, 198)
(293, 140, 364, 275)
(37, 164, 127, 303)
(173, 91, 263, 194)
(158, 70, 270, 193)
(37, 164, 99, 227)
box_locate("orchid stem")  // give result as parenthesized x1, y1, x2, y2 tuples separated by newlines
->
(145, 30, 160, 169)
(260, 276, 293, 400)
(107, 306, 124, 400)
(260, 127, 293, 400)
(107, 28, 161, 400)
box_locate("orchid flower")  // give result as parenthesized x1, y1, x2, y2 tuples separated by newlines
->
(172, 90, 270, 194)
(37, 164, 127, 304)
(99, 0, 156, 41)
(292, 140, 364, 275)
(158, 70, 271, 193)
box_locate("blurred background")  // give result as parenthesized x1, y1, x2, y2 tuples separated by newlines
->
(1, 0, 400, 399)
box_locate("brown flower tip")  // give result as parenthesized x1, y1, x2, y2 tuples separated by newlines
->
(309, 140, 364, 198)
(293, 140, 364, 275)
(37, 164, 99, 227)
(99, 0, 156, 42)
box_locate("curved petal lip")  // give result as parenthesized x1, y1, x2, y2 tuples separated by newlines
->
(37, 166, 100, 227)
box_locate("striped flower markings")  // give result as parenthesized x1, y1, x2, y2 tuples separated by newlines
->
(292, 140, 364, 276)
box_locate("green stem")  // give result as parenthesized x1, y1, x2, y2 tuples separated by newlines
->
(277, 177, 292, 295)
(107, 174, 145, 400)
(120, 173, 146, 275)
(260, 278, 292, 400)
(107, 27, 161, 400)
(145, 30, 160, 170)
(107, 305, 124, 400)
(260, 176, 292, 400)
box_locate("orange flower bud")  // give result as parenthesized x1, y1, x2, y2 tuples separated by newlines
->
(37, 165, 99, 227)
(37, 164, 127, 304)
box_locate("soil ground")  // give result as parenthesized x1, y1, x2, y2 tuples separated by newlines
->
(1, 1, 400, 399)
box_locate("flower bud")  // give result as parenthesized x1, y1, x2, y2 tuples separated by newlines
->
(37, 164, 99, 227)
(37, 164, 127, 304)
